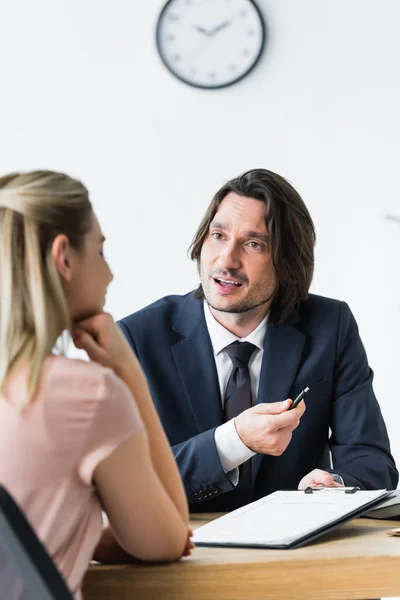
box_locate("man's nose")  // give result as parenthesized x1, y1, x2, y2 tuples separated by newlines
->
(219, 243, 241, 269)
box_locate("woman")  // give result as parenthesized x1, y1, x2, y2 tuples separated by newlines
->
(0, 171, 192, 599)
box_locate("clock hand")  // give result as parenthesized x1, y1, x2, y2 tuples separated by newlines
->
(208, 20, 232, 37)
(193, 25, 211, 37)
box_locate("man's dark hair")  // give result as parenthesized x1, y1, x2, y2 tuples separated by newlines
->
(189, 168, 316, 323)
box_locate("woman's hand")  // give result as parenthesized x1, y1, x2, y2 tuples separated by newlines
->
(72, 313, 135, 372)
(182, 528, 195, 557)
(93, 525, 135, 564)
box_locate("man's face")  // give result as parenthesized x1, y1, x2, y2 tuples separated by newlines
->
(200, 192, 276, 314)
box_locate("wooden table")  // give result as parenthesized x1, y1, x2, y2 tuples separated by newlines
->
(83, 514, 400, 600)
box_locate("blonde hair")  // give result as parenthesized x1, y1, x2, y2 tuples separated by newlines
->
(0, 171, 93, 408)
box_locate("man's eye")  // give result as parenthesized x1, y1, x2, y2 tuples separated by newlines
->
(211, 232, 223, 240)
(248, 241, 262, 250)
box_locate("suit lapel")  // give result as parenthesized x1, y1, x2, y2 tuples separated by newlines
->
(252, 319, 306, 483)
(257, 321, 306, 406)
(172, 294, 223, 432)
(171, 294, 307, 487)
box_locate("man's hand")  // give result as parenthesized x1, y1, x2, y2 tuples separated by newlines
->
(234, 399, 305, 455)
(298, 469, 344, 490)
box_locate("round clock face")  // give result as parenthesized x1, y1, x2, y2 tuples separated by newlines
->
(156, 0, 266, 89)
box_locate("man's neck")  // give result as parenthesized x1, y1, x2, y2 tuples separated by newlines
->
(209, 304, 270, 338)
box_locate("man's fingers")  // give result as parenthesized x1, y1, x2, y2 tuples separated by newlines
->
(263, 406, 304, 432)
(294, 399, 306, 417)
(255, 400, 292, 415)
(308, 470, 336, 487)
(298, 469, 341, 490)
(312, 472, 344, 488)
(255, 399, 306, 417)
(317, 472, 335, 486)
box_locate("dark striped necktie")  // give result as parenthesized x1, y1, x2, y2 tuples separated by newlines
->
(224, 341, 257, 507)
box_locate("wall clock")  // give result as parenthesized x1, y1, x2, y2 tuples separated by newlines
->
(156, 0, 266, 89)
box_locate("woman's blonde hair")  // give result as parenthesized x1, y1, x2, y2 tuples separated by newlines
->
(0, 170, 93, 408)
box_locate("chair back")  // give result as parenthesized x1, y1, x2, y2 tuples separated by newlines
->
(0, 485, 73, 600)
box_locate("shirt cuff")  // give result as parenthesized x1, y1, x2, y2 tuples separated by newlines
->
(214, 419, 256, 484)
(331, 473, 345, 485)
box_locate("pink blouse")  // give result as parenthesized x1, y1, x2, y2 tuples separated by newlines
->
(0, 356, 143, 599)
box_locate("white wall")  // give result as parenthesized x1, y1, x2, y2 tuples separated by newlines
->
(1, 0, 400, 471)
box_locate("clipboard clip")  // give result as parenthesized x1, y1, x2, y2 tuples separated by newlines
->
(304, 486, 360, 494)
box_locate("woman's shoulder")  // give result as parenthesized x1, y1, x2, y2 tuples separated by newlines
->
(39, 358, 143, 476)
(46, 355, 121, 394)
(43, 356, 132, 424)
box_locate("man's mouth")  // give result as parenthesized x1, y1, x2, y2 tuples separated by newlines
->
(213, 277, 243, 290)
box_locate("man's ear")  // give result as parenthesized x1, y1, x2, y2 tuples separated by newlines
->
(51, 234, 73, 282)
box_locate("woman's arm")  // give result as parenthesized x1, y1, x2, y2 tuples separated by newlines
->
(114, 353, 188, 523)
(93, 524, 194, 564)
(73, 313, 190, 561)
(94, 427, 188, 562)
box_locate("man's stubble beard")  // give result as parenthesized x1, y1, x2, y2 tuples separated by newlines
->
(202, 280, 276, 315)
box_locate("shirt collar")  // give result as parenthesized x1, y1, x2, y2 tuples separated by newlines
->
(203, 300, 268, 356)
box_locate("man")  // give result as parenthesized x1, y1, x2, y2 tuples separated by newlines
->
(119, 169, 398, 512)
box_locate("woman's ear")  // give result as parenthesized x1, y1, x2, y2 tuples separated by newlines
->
(51, 234, 73, 282)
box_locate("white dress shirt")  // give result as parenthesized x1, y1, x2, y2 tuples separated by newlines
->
(204, 301, 268, 484)
(204, 302, 344, 488)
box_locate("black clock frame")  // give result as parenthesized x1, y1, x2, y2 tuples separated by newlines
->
(155, 0, 266, 90)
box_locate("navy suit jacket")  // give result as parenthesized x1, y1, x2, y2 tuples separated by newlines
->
(119, 291, 398, 512)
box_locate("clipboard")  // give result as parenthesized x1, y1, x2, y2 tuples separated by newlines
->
(192, 488, 392, 549)
(364, 489, 400, 519)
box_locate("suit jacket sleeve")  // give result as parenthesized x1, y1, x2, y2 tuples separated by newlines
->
(328, 302, 398, 489)
(118, 320, 236, 504)
(172, 430, 236, 502)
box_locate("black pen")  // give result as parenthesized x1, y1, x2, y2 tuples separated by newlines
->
(289, 386, 309, 410)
